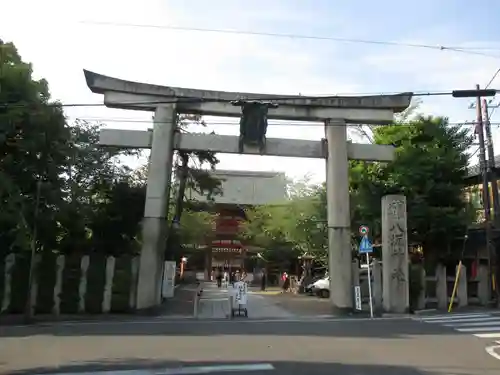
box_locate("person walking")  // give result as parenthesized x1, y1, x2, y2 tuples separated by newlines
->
(260, 269, 267, 291)
(215, 267, 222, 288)
(281, 272, 290, 293)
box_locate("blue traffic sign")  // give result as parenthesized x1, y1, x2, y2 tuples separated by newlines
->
(359, 235, 373, 253)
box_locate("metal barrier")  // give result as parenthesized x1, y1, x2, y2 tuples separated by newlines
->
(193, 282, 203, 319)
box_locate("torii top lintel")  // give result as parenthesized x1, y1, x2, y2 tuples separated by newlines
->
(84, 70, 413, 115)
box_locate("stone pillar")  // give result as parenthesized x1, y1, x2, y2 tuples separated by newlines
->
(136, 104, 177, 310)
(352, 259, 360, 287)
(436, 264, 447, 310)
(372, 261, 383, 312)
(416, 266, 426, 310)
(325, 119, 352, 313)
(478, 264, 490, 305)
(456, 263, 468, 308)
(381, 195, 410, 313)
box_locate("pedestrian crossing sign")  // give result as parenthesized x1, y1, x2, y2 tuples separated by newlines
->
(359, 235, 373, 254)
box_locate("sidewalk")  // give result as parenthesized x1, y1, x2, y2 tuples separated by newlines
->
(197, 282, 296, 319)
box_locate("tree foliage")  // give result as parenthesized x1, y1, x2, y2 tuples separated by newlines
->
(243, 115, 473, 263)
(241, 179, 327, 264)
(1, 40, 71, 254)
(351, 116, 472, 258)
(0, 40, 216, 259)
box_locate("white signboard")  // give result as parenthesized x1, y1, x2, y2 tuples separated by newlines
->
(354, 285, 362, 311)
(231, 281, 248, 306)
(162, 261, 176, 299)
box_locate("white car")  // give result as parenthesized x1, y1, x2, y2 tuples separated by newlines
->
(308, 276, 330, 298)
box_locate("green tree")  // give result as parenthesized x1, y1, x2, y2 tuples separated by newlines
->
(243, 116, 472, 265)
(241, 179, 327, 266)
(58, 119, 141, 254)
(351, 115, 473, 260)
(0, 40, 71, 255)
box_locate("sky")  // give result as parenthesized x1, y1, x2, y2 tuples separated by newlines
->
(3, 0, 500, 184)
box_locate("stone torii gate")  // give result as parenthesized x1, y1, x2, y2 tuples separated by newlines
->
(83, 70, 412, 313)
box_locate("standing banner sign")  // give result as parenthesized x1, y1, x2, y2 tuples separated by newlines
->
(232, 281, 248, 306)
(162, 261, 176, 299)
(354, 286, 362, 311)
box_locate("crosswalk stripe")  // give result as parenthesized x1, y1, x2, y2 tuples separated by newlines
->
(419, 313, 490, 321)
(457, 326, 500, 332)
(424, 316, 498, 324)
(475, 333, 500, 338)
(416, 312, 500, 339)
(444, 320, 500, 327)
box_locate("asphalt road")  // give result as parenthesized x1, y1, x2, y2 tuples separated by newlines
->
(1, 317, 499, 375)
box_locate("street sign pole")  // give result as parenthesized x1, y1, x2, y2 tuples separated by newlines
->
(359, 233, 374, 319)
(365, 251, 374, 319)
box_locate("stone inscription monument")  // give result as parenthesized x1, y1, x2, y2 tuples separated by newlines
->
(382, 194, 410, 313)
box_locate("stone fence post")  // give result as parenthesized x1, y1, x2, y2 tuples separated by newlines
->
(477, 264, 490, 305)
(436, 264, 447, 310)
(456, 263, 468, 308)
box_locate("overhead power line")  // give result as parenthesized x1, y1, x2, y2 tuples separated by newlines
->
(1, 88, 497, 110)
(486, 68, 500, 89)
(81, 21, 500, 59)
(71, 116, 500, 128)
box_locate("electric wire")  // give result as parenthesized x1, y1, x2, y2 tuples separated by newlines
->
(70, 116, 500, 128)
(80, 21, 500, 59)
(0, 89, 496, 110)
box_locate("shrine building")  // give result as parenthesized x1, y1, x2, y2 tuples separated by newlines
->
(186, 169, 287, 280)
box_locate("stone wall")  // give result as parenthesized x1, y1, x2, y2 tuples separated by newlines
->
(0, 253, 139, 315)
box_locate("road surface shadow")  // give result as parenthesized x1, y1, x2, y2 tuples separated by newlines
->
(0, 318, 462, 339)
(4, 358, 498, 375)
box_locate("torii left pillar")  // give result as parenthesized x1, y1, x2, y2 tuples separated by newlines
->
(325, 120, 353, 314)
(136, 104, 177, 310)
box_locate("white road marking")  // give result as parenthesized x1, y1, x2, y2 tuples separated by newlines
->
(457, 326, 500, 332)
(418, 312, 500, 339)
(445, 320, 500, 327)
(37, 363, 275, 375)
(418, 313, 490, 322)
(475, 333, 500, 338)
(486, 345, 500, 361)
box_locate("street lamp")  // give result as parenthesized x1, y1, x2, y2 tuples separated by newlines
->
(180, 256, 188, 279)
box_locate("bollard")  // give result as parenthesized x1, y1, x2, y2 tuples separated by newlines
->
(193, 283, 203, 319)
(227, 294, 233, 320)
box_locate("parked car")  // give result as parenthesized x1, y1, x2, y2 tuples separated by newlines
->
(302, 275, 323, 294)
(308, 276, 330, 298)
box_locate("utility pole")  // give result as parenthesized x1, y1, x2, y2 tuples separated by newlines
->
(484, 98, 500, 306)
(465, 85, 500, 305)
(474, 84, 497, 305)
(483, 98, 500, 225)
